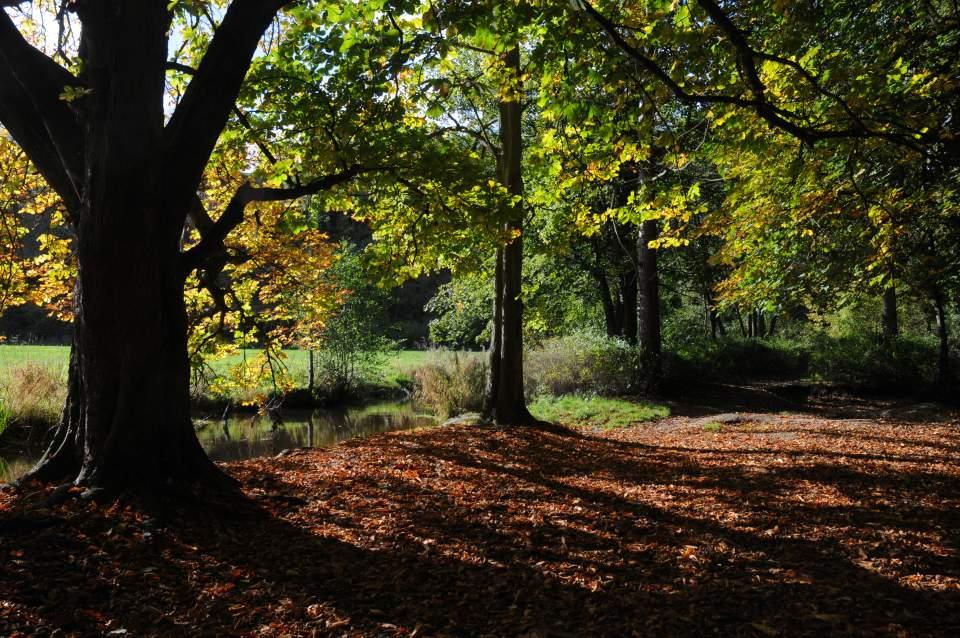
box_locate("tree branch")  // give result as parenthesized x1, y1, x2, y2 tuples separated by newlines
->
(166, 61, 279, 165)
(0, 11, 84, 216)
(164, 0, 290, 202)
(576, 0, 924, 153)
(180, 164, 364, 274)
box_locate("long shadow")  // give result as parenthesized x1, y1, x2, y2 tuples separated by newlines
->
(2, 422, 959, 636)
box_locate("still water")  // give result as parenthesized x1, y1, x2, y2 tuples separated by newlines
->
(0, 402, 436, 482)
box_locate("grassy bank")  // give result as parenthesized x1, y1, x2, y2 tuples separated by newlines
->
(0, 345, 671, 435)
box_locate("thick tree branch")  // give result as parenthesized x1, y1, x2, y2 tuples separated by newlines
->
(164, 0, 290, 202)
(166, 61, 279, 165)
(0, 11, 84, 215)
(180, 164, 364, 274)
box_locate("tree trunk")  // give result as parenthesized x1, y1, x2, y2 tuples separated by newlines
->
(621, 270, 638, 345)
(735, 308, 747, 337)
(482, 46, 533, 425)
(595, 269, 620, 338)
(24, 3, 220, 491)
(636, 219, 661, 389)
(934, 290, 952, 387)
(308, 350, 315, 392)
(483, 248, 504, 418)
(882, 286, 899, 339)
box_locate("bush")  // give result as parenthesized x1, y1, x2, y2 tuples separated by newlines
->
(0, 362, 65, 427)
(806, 332, 939, 391)
(525, 333, 637, 397)
(413, 353, 487, 419)
(666, 336, 808, 381)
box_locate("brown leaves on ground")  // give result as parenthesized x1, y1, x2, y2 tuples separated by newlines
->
(2, 412, 960, 636)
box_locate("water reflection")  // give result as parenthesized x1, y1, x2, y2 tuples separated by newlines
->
(0, 402, 436, 481)
(197, 402, 436, 463)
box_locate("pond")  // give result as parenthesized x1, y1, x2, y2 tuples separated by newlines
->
(0, 401, 436, 483)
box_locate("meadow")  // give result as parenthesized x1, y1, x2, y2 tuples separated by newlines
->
(0, 345, 440, 382)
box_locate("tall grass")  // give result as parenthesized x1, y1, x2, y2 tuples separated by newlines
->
(413, 354, 487, 419)
(0, 362, 65, 428)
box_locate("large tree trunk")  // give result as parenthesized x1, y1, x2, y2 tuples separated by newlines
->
(636, 219, 661, 389)
(25, 2, 219, 491)
(882, 286, 900, 339)
(483, 46, 533, 425)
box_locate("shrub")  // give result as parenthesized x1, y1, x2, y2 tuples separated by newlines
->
(806, 332, 938, 392)
(413, 353, 487, 419)
(525, 333, 637, 397)
(0, 362, 65, 427)
(666, 336, 808, 381)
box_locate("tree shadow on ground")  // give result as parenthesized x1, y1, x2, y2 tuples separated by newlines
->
(662, 379, 960, 421)
(1, 416, 959, 636)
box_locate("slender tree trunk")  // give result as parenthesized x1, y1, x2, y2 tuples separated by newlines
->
(595, 270, 619, 338)
(308, 350, 315, 392)
(25, 3, 220, 490)
(757, 311, 766, 339)
(636, 219, 661, 389)
(482, 46, 533, 425)
(767, 315, 778, 338)
(621, 270, 638, 345)
(934, 290, 952, 387)
(735, 308, 747, 337)
(483, 248, 504, 417)
(882, 286, 899, 339)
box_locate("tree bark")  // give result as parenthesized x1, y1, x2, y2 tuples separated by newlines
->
(3, 1, 300, 492)
(24, 2, 221, 490)
(636, 219, 661, 389)
(882, 286, 899, 339)
(482, 46, 533, 425)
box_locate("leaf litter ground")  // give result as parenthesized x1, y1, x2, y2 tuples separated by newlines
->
(1, 408, 959, 636)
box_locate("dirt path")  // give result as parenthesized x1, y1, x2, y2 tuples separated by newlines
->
(2, 405, 959, 636)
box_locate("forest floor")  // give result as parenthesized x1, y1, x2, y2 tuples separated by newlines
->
(1, 388, 959, 637)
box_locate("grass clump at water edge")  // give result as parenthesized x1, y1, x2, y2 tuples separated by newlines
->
(529, 395, 669, 429)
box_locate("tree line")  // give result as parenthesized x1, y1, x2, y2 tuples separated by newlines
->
(0, 0, 956, 492)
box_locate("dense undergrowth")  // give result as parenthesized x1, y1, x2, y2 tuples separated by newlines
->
(669, 332, 955, 395)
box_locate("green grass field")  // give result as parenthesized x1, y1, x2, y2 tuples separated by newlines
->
(0, 345, 70, 370)
(0, 345, 443, 384)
